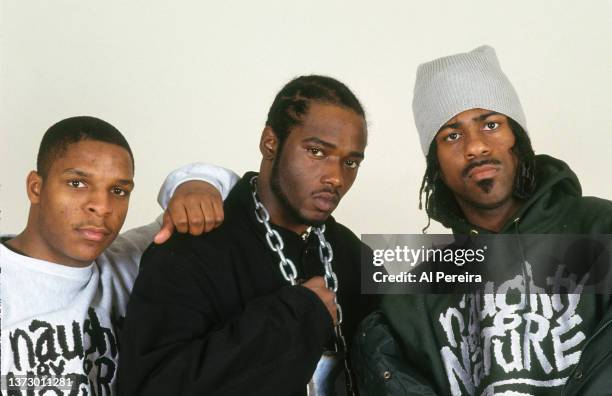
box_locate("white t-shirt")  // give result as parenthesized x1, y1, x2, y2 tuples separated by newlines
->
(0, 163, 238, 395)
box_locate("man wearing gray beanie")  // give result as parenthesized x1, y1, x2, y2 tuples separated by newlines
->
(353, 46, 612, 395)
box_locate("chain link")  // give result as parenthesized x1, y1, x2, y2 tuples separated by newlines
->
(250, 176, 353, 395)
(251, 176, 342, 325)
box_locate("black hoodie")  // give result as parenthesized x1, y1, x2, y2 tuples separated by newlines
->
(353, 155, 612, 396)
(118, 172, 376, 395)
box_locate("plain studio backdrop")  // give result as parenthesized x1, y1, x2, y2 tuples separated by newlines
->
(1, 1, 611, 236)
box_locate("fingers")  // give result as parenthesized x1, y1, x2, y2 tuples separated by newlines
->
(167, 200, 190, 234)
(154, 211, 174, 244)
(302, 276, 326, 288)
(183, 199, 206, 235)
(210, 196, 225, 229)
(167, 181, 226, 236)
(199, 200, 223, 233)
(302, 276, 338, 325)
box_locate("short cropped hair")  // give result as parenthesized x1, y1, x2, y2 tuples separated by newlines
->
(36, 116, 134, 177)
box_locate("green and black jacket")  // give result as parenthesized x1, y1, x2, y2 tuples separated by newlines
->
(353, 155, 612, 395)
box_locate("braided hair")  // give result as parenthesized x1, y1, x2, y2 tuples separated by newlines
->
(266, 75, 365, 150)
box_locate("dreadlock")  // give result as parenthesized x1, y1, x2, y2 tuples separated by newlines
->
(418, 117, 536, 232)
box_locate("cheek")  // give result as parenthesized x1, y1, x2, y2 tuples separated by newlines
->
(41, 192, 76, 223)
(111, 201, 130, 228)
(342, 170, 358, 192)
(437, 152, 459, 183)
(494, 128, 516, 152)
(279, 151, 312, 186)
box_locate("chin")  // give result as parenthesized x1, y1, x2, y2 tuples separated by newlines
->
(472, 194, 513, 210)
(71, 246, 104, 263)
(302, 211, 331, 227)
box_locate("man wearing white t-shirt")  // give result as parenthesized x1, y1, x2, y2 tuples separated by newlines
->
(0, 116, 238, 395)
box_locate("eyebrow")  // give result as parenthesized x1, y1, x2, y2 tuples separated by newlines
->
(63, 168, 90, 177)
(302, 137, 365, 159)
(439, 111, 501, 132)
(62, 168, 134, 187)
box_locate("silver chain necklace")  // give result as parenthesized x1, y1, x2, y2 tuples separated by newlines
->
(250, 176, 354, 395)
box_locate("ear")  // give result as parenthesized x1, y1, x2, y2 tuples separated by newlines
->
(259, 126, 279, 160)
(26, 171, 44, 205)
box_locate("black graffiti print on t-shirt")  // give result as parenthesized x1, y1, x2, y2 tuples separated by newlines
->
(6, 308, 120, 395)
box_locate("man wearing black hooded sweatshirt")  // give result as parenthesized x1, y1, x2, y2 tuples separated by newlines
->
(353, 46, 612, 396)
(118, 75, 377, 395)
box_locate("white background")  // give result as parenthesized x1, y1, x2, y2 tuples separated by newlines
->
(1, 0, 611, 236)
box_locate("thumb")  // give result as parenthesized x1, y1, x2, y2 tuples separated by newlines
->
(154, 211, 175, 244)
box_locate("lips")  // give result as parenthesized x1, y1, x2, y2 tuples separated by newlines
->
(76, 226, 111, 242)
(468, 164, 499, 182)
(312, 192, 339, 212)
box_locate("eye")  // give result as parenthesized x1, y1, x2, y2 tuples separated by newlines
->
(112, 187, 129, 197)
(444, 132, 461, 142)
(308, 147, 325, 157)
(483, 122, 500, 131)
(68, 180, 86, 188)
(344, 160, 360, 169)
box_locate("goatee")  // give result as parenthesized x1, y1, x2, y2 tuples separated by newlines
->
(476, 179, 494, 193)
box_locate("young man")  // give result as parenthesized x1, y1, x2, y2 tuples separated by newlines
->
(353, 46, 612, 395)
(0, 116, 238, 395)
(118, 75, 376, 395)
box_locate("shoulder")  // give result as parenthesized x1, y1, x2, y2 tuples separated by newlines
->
(569, 196, 612, 233)
(141, 226, 232, 274)
(129, 230, 234, 312)
(326, 218, 363, 248)
(324, 219, 372, 268)
(579, 196, 612, 213)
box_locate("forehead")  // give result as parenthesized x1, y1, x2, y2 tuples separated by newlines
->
(49, 140, 134, 178)
(292, 102, 367, 150)
(445, 108, 507, 125)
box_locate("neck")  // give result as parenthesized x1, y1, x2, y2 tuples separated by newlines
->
(457, 197, 522, 233)
(8, 228, 51, 262)
(256, 168, 310, 235)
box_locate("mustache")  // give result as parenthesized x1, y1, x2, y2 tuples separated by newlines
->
(312, 188, 340, 202)
(462, 159, 501, 178)
(73, 221, 111, 232)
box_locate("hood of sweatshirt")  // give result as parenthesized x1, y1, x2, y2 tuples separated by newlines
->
(430, 154, 582, 235)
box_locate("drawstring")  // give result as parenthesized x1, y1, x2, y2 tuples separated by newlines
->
(512, 217, 532, 310)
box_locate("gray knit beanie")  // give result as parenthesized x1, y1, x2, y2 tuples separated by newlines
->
(412, 45, 527, 156)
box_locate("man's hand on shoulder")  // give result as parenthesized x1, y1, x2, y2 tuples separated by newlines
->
(154, 181, 225, 244)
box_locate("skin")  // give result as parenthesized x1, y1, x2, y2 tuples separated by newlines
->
(6, 140, 226, 267)
(435, 108, 521, 232)
(258, 102, 367, 235)
(256, 101, 367, 323)
(154, 180, 224, 243)
(7, 140, 135, 267)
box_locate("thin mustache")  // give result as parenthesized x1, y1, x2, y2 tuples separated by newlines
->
(312, 188, 340, 201)
(462, 159, 501, 178)
(74, 223, 111, 233)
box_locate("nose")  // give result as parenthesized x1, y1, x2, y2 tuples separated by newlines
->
(86, 189, 112, 217)
(464, 130, 491, 160)
(321, 160, 344, 190)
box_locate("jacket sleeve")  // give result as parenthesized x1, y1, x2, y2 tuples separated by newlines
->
(100, 216, 164, 279)
(352, 311, 439, 396)
(157, 162, 240, 209)
(117, 241, 333, 395)
(102, 163, 239, 273)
